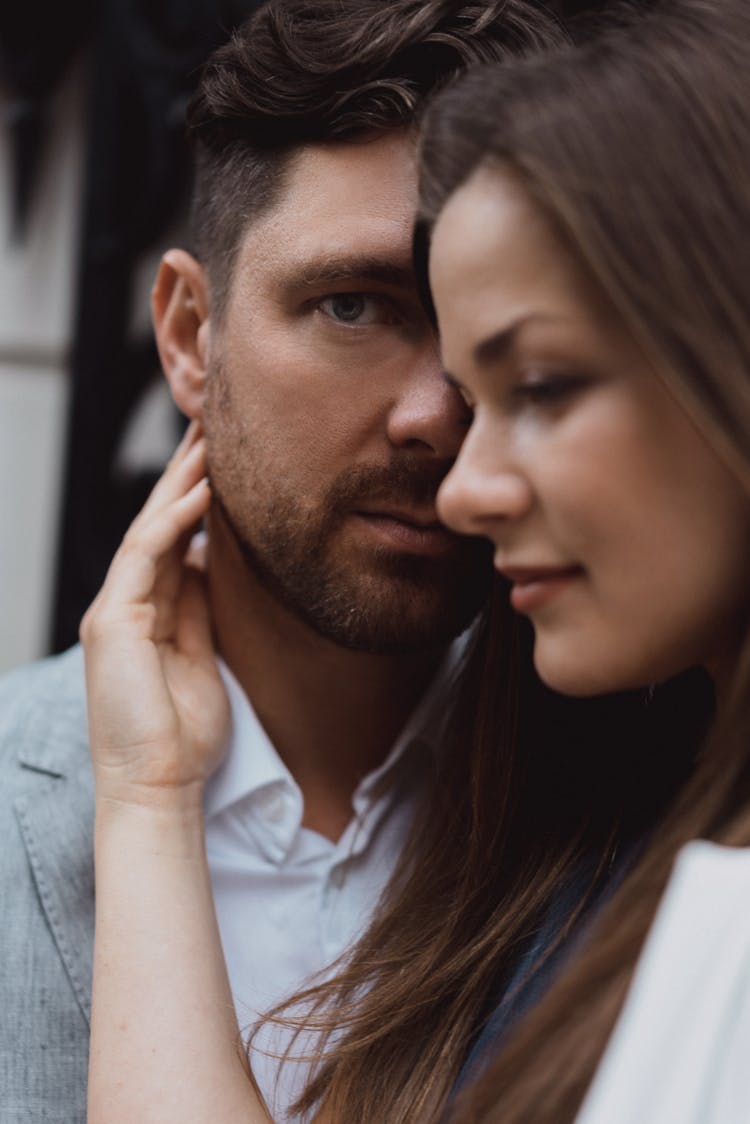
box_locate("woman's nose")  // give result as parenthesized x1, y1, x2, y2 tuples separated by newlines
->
(437, 425, 533, 538)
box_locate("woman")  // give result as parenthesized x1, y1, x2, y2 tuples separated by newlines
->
(82, 1, 744, 1122)
(415, 0, 750, 1119)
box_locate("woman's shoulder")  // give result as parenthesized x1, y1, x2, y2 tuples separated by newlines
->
(658, 840, 750, 935)
(576, 840, 750, 1124)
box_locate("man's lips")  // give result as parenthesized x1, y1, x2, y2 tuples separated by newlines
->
(357, 506, 443, 529)
(352, 508, 456, 554)
(499, 565, 584, 613)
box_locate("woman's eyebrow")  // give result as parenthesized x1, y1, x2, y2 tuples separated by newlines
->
(474, 313, 566, 366)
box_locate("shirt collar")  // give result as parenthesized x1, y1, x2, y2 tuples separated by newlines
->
(204, 622, 477, 827)
(204, 660, 298, 821)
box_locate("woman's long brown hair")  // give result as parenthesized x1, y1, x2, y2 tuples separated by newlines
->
(254, 2, 747, 1120)
(415, 2, 750, 1121)
(267, 586, 708, 1122)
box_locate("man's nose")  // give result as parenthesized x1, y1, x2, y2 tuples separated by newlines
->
(385, 347, 471, 460)
(437, 419, 533, 537)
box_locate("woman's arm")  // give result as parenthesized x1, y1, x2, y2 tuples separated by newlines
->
(82, 423, 270, 1124)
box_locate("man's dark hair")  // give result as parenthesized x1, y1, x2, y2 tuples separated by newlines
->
(187, 0, 565, 313)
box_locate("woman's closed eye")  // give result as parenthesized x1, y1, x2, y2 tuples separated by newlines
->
(511, 371, 591, 409)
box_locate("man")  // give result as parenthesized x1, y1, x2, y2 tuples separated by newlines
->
(0, 2, 565, 1120)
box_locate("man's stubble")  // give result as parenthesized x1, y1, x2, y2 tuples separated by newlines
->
(203, 358, 492, 654)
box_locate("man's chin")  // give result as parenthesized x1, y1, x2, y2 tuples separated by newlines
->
(214, 492, 492, 652)
(289, 564, 489, 654)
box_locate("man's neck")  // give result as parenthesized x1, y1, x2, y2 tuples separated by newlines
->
(207, 532, 443, 842)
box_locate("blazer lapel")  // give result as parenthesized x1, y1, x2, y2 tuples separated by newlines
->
(14, 658, 95, 1026)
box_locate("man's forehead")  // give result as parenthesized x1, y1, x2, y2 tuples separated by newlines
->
(284, 128, 417, 191)
(236, 131, 420, 285)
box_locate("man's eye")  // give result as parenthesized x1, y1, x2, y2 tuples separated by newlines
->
(318, 293, 389, 325)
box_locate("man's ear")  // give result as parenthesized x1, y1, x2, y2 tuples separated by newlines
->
(152, 249, 211, 421)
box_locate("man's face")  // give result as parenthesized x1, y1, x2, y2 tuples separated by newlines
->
(202, 131, 491, 652)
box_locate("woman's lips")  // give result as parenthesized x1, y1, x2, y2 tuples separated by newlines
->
(500, 565, 584, 613)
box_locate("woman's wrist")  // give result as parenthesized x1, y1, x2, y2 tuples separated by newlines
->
(93, 765, 206, 813)
(94, 781, 208, 859)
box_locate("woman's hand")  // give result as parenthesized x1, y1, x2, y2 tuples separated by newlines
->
(83, 423, 273, 1124)
(81, 421, 229, 807)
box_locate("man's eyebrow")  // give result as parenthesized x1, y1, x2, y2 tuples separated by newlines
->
(474, 313, 564, 366)
(287, 254, 417, 291)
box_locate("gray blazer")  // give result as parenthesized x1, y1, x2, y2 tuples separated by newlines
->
(0, 647, 94, 1124)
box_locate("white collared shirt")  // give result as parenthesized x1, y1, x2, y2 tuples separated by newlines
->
(204, 635, 469, 1119)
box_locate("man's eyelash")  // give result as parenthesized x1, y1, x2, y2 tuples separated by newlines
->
(320, 293, 370, 315)
(316, 292, 399, 326)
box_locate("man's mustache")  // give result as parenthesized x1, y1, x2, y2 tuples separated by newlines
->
(327, 457, 454, 512)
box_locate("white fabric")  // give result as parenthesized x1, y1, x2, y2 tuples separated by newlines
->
(204, 636, 469, 1120)
(576, 840, 750, 1124)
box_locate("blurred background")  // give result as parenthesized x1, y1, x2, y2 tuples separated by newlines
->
(0, 0, 609, 674)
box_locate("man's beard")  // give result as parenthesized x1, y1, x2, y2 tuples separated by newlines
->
(210, 456, 492, 654)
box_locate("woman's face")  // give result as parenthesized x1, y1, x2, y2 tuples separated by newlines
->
(430, 167, 750, 695)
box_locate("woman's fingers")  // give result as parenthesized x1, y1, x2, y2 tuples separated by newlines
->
(100, 475, 211, 613)
(129, 472, 211, 573)
(81, 422, 229, 800)
(137, 430, 207, 523)
(84, 424, 209, 639)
